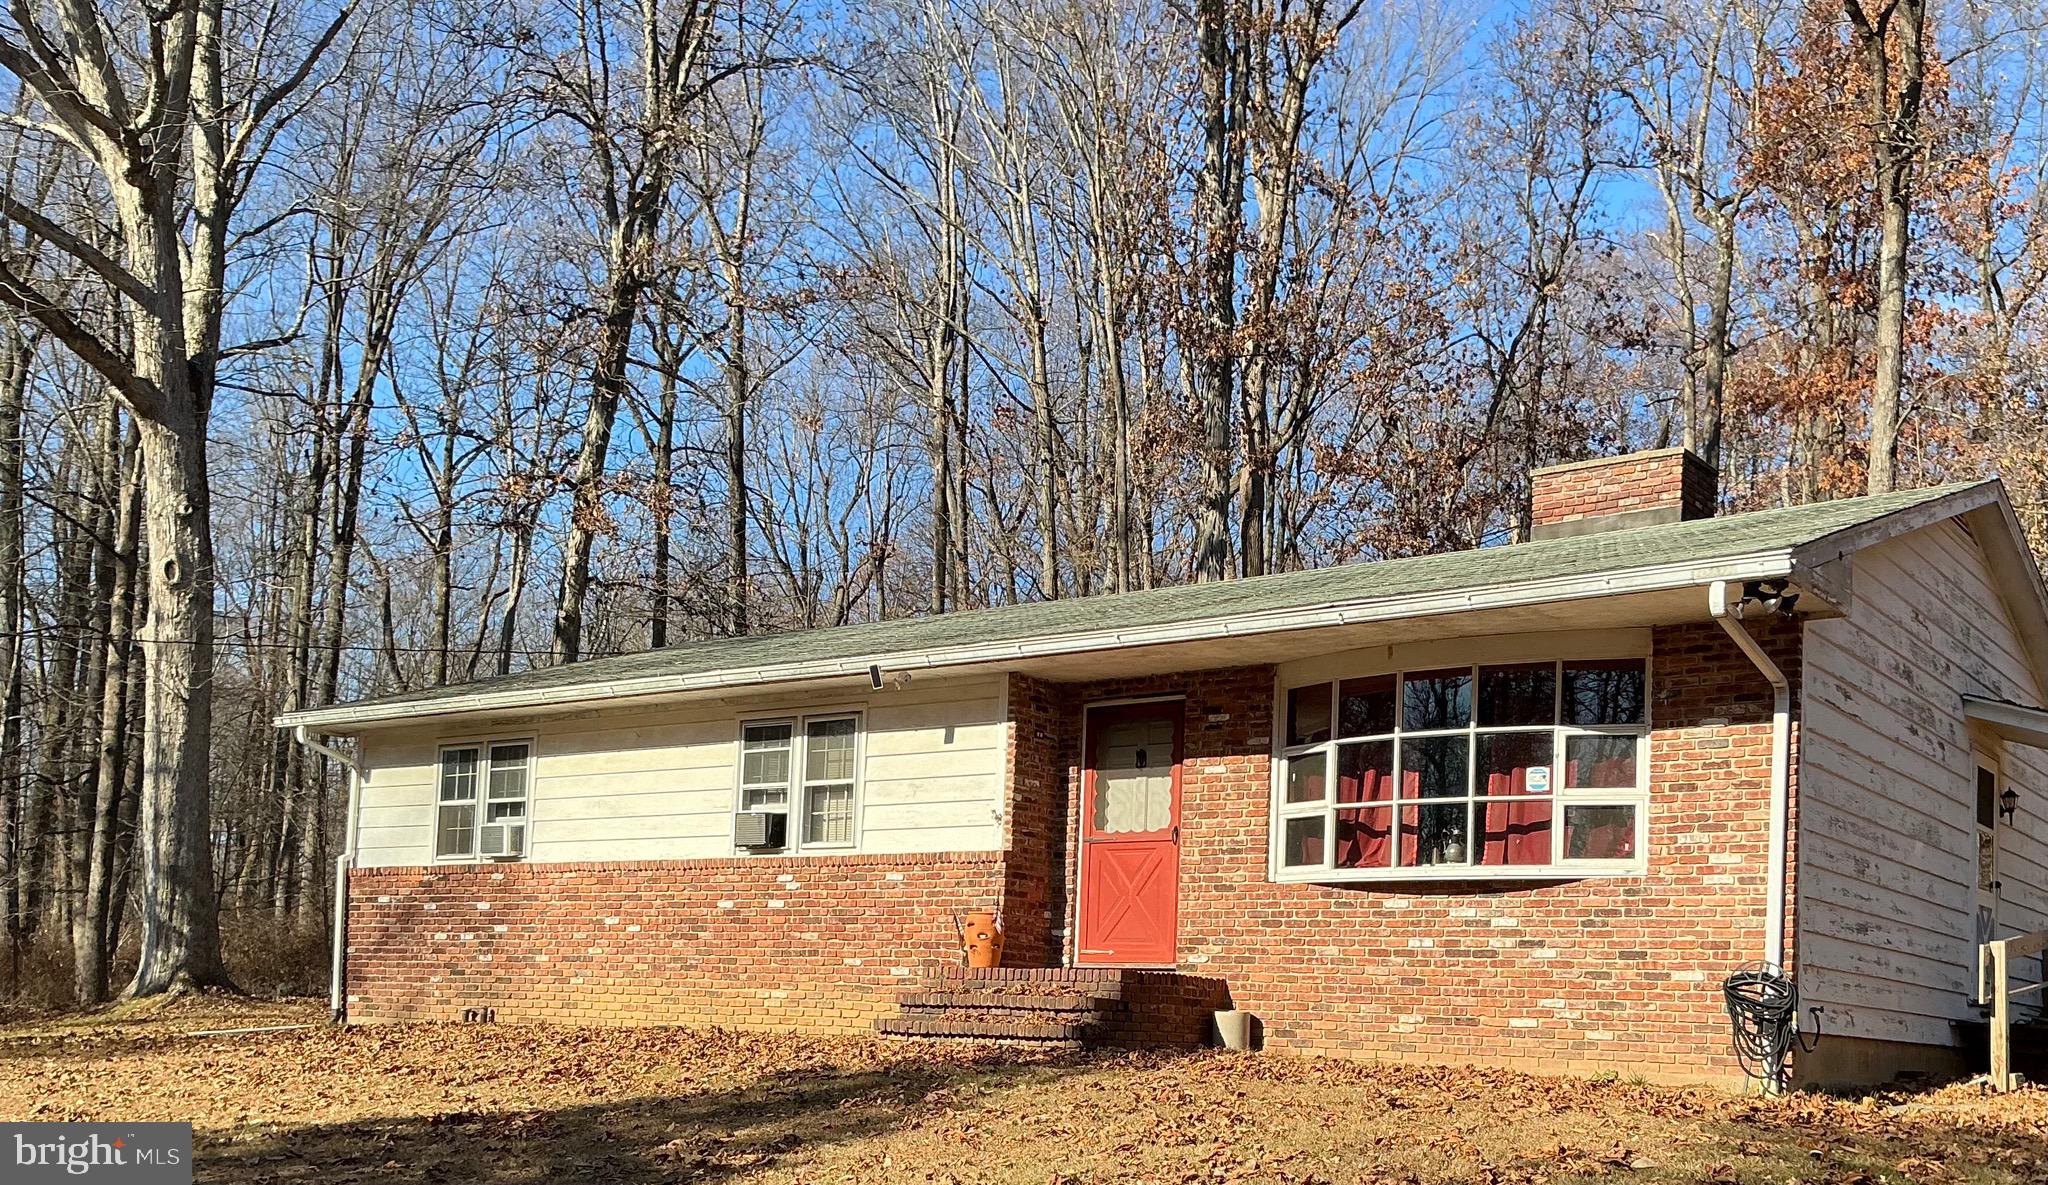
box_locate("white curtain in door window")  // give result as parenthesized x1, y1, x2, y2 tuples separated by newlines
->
(1093, 718, 1175, 833)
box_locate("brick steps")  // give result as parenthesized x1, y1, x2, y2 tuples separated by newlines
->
(878, 986, 1124, 1044)
(875, 967, 1229, 1048)
(898, 990, 1122, 1012)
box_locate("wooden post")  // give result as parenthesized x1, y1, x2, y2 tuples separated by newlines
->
(1991, 940, 2013, 1092)
(1985, 930, 2048, 1092)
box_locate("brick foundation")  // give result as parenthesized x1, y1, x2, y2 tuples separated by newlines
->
(345, 852, 1003, 1031)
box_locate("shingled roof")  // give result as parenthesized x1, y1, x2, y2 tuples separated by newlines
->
(279, 480, 2004, 729)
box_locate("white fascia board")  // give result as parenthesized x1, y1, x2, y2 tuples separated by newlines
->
(275, 548, 1796, 732)
(1964, 695, 2048, 749)
(1788, 481, 2001, 568)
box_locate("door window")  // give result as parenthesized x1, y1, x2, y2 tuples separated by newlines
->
(1977, 763, 2001, 947)
(1092, 717, 1176, 833)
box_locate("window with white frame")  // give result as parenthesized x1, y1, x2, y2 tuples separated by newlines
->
(738, 715, 860, 849)
(436, 740, 531, 860)
(1273, 659, 1647, 878)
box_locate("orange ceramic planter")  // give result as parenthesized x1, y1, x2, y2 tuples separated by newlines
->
(960, 910, 1004, 968)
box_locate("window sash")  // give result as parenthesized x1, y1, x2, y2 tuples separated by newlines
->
(1274, 660, 1647, 876)
(737, 714, 861, 850)
(435, 740, 531, 861)
(740, 723, 795, 814)
(804, 782, 856, 846)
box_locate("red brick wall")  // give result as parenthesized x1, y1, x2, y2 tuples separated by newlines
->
(1530, 449, 1718, 529)
(1031, 620, 1799, 1084)
(1001, 674, 1067, 966)
(345, 853, 1001, 1031)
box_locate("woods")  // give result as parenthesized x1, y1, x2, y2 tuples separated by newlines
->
(0, 0, 2044, 1003)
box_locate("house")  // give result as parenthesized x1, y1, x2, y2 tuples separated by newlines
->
(279, 448, 2048, 1087)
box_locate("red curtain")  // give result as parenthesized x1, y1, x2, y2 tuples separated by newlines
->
(1479, 763, 1551, 865)
(1565, 813, 1635, 858)
(1564, 754, 1635, 789)
(1338, 763, 1391, 804)
(1335, 809, 1390, 868)
(1481, 799, 1552, 864)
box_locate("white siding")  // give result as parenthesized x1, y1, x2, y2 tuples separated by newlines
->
(1800, 521, 2048, 1046)
(351, 675, 1007, 867)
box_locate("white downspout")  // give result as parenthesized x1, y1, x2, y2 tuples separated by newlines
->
(1708, 581, 1792, 972)
(294, 725, 362, 1021)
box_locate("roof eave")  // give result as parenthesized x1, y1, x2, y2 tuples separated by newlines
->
(1787, 480, 2004, 568)
(274, 546, 1798, 733)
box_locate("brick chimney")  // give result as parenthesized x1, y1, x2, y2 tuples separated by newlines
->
(1528, 448, 1718, 540)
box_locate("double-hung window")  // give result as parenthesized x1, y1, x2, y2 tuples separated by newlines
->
(436, 740, 532, 860)
(737, 715, 860, 850)
(1273, 659, 1647, 879)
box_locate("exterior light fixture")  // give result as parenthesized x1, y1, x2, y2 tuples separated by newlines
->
(1740, 579, 1800, 618)
(2001, 786, 2019, 824)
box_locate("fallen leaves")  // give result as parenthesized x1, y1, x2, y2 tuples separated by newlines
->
(0, 999, 2044, 1184)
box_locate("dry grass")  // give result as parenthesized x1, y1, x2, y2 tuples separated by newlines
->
(0, 912, 329, 1014)
(0, 1000, 2043, 1184)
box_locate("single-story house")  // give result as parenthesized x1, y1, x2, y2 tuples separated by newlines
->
(279, 448, 2048, 1087)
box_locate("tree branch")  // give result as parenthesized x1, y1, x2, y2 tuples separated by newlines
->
(0, 192, 153, 308)
(0, 254, 161, 418)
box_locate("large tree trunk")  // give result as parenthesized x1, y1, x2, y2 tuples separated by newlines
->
(498, 521, 534, 675)
(1867, 188, 1911, 493)
(1846, 0, 1926, 495)
(1191, 0, 1241, 582)
(554, 252, 643, 663)
(75, 424, 141, 1004)
(0, 324, 27, 990)
(1698, 214, 1735, 470)
(431, 428, 457, 686)
(126, 407, 227, 995)
(648, 342, 678, 649)
(725, 382, 749, 636)
(1029, 312, 1060, 599)
(724, 301, 751, 637)
(319, 390, 372, 705)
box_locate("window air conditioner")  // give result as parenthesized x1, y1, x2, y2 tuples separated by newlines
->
(734, 811, 787, 849)
(479, 821, 526, 859)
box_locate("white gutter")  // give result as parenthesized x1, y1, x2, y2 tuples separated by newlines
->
(277, 549, 1799, 731)
(1708, 581, 1792, 972)
(293, 726, 361, 1021)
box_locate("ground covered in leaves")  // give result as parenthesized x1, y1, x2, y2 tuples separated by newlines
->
(0, 999, 2043, 1184)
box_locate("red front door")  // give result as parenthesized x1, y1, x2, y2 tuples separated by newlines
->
(1077, 703, 1183, 966)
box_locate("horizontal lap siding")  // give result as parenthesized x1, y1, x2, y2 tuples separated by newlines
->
(352, 676, 1007, 867)
(1799, 522, 2048, 1046)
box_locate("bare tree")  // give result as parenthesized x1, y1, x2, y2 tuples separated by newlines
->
(540, 0, 797, 660)
(1843, 0, 1928, 494)
(0, 0, 353, 995)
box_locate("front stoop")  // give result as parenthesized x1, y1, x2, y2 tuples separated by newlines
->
(875, 967, 1231, 1049)
(876, 989, 1123, 1044)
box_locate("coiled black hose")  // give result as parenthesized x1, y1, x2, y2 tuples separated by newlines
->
(1723, 961, 1820, 1085)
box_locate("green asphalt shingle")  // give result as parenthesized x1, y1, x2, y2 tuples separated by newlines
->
(313, 481, 1986, 718)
